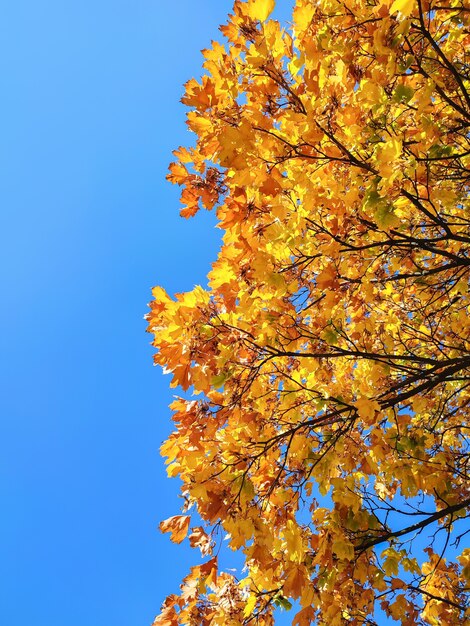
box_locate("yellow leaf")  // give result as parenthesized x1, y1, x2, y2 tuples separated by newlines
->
(243, 593, 257, 617)
(332, 538, 355, 561)
(354, 397, 381, 425)
(382, 547, 400, 576)
(244, 0, 275, 22)
(293, 3, 315, 34)
(284, 520, 304, 563)
(390, 0, 415, 17)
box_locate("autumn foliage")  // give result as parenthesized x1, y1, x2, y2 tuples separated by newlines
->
(147, 0, 470, 624)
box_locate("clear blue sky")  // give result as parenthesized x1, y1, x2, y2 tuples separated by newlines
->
(0, 2, 235, 625)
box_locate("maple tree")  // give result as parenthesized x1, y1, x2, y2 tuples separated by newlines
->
(147, 0, 470, 624)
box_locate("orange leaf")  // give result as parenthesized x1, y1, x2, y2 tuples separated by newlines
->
(159, 515, 191, 544)
(293, 606, 316, 626)
(189, 526, 213, 556)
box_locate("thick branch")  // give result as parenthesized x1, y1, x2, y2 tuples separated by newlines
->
(356, 497, 470, 551)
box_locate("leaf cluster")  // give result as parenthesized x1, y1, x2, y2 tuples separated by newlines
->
(148, 1, 470, 624)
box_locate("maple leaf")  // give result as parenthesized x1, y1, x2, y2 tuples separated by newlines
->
(242, 0, 275, 22)
(159, 515, 190, 544)
(390, 0, 415, 18)
(188, 526, 213, 556)
(293, 606, 315, 626)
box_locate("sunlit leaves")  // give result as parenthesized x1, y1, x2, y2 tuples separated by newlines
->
(149, 0, 470, 624)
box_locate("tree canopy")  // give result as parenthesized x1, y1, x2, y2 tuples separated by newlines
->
(147, 0, 470, 624)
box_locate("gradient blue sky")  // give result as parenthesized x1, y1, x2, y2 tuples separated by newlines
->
(1, 1, 234, 624)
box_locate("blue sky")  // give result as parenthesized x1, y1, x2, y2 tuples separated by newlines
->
(0, 1, 239, 624)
